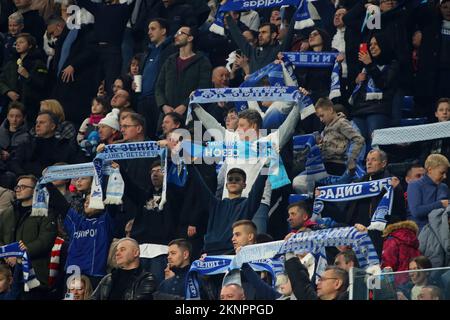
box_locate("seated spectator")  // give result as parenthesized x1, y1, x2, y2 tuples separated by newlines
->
(286, 201, 319, 234)
(397, 256, 434, 300)
(98, 109, 121, 145)
(10, 111, 86, 178)
(0, 185, 14, 215)
(0, 102, 30, 188)
(381, 220, 421, 285)
(404, 163, 426, 220)
(284, 253, 349, 300)
(220, 283, 246, 300)
(65, 274, 93, 300)
(315, 97, 365, 176)
(157, 239, 192, 298)
(417, 285, 443, 301)
(110, 89, 132, 110)
(0, 263, 21, 300)
(39, 99, 77, 141)
(90, 237, 157, 300)
(418, 207, 450, 268)
(0, 33, 47, 122)
(420, 98, 450, 186)
(77, 97, 109, 144)
(408, 154, 449, 230)
(334, 250, 359, 272)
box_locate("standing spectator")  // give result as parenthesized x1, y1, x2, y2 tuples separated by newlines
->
(13, 0, 45, 48)
(404, 163, 426, 220)
(0, 175, 57, 299)
(408, 154, 449, 230)
(155, 25, 212, 120)
(90, 237, 157, 300)
(159, 0, 197, 37)
(351, 33, 399, 152)
(224, 11, 295, 73)
(334, 250, 359, 272)
(76, 0, 134, 96)
(47, 16, 98, 127)
(286, 201, 319, 234)
(138, 18, 176, 139)
(0, 33, 47, 123)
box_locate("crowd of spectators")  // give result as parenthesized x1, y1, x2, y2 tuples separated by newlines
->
(0, 0, 449, 301)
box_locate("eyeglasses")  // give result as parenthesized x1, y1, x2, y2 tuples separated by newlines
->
(14, 185, 34, 191)
(175, 30, 191, 37)
(317, 276, 339, 282)
(227, 176, 243, 183)
(120, 124, 138, 129)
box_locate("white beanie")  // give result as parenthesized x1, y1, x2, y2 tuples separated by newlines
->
(99, 108, 120, 131)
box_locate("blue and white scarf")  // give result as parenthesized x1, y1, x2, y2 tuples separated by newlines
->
(349, 66, 386, 106)
(282, 51, 341, 99)
(209, 0, 313, 36)
(185, 255, 284, 300)
(180, 140, 291, 190)
(0, 242, 40, 292)
(312, 178, 394, 231)
(232, 227, 379, 270)
(31, 162, 114, 217)
(292, 134, 365, 194)
(90, 141, 162, 209)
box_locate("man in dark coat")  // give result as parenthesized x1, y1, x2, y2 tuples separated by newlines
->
(155, 24, 212, 121)
(47, 16, 99, 127)
(13, 0, 45, 48)
(10, 111, 86, 178)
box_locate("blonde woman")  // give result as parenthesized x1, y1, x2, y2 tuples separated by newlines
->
(38, 99, 77, 140)
(65, 274, 93, 300)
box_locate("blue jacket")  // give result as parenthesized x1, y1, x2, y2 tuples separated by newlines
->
(64, 208, 113, 277)
(157, 265, 190, 298)
(407, 174, 448, 230)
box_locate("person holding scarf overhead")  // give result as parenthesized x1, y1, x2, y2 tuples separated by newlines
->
(350, 32, 399, 154)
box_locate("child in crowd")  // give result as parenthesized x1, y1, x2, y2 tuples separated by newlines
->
(77, 97, 110, 144)
(315, 97, 365, 176)
(408, 154, 449, 230)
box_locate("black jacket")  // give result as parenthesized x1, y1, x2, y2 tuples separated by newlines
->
(50, 24, 99, 126)
(225, 14, 296, 73)
(90, 265, 156, 300)
(10, 135, 87, 178)
(158, 0, 198, 37)
(285, 256, 348, 300)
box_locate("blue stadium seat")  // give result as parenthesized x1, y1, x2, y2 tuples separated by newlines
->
(399, 117, 428, 126)
(402, 96, 414, 114)
(289, 194, 310, 204)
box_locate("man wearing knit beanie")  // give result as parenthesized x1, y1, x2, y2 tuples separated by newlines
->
(98, 108, 121, 145)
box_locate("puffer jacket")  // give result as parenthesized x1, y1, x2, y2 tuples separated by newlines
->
(319, 112, 365, 164)
(90, 265, 156, 300)
(0, 119, 31, 152)
(418, 208, 450, 268)
(381, 220, 421, 285)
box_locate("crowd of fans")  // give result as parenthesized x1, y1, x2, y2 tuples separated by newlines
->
(0, 0, 449, 301)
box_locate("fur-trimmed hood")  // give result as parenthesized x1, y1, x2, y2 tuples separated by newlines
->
(383, 220, 419, 237)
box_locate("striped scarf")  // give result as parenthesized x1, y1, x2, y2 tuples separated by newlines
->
(48, 237, 65, 288)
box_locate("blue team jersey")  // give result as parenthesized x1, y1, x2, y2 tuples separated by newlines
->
(64, 208, 113, 277)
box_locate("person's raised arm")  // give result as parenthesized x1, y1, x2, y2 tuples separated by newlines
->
(224, 14, 253, 59)
(192, 103, 226, 140)
(284, 253, 318, 300)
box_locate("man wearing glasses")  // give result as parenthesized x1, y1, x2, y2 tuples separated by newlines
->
(0, 175, 57, 299)
(155, 25, 212, 122)
(284, 252, 349, 300)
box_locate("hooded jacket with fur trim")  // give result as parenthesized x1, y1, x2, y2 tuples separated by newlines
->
(381, 220, 421, 284)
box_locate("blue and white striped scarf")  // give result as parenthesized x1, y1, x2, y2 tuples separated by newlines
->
(348, 66, 386, 106)
(185, 255, 284, 300)
(282, 51, 342, 100)
(31, 162, 114, 217)
(232, 227, 379, 270)
(292, 134, 365, 194)
(312, 178, 394, 231)
(209, 0, 313, 36)
(90, 141, 163, 210)
(0, 242, 40, 292)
